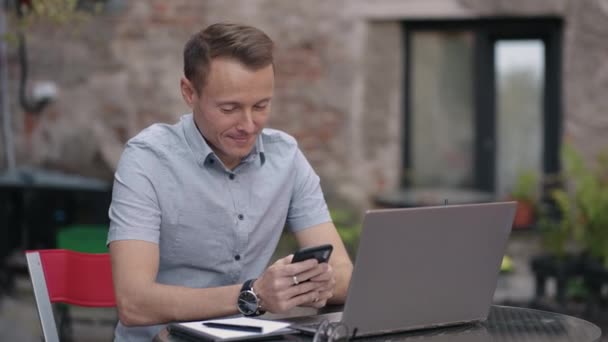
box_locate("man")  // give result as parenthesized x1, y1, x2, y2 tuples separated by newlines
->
(107, 23, 353, 341)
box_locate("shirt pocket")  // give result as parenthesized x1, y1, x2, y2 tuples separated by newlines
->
(170, 209, 235, 272)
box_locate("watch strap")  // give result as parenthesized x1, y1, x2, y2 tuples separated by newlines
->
(241, 278, 256, 292)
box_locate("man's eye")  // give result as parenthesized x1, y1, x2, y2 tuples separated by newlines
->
(220, 107, 236, 113)
(254, 101, 270, 111)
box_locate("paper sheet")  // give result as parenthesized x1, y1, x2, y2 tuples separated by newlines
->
(177, 316, 292, 339)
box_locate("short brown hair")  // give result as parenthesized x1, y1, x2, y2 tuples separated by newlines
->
(183, 23, 275, 93)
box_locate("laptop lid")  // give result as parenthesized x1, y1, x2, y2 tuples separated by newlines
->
(341, 201, 516, 337)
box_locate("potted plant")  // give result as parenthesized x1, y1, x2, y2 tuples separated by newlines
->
(556, 144, 608, 266)
(532, 143, 608, 307)
(554, 144, 608, 311)
(510, 170, 539, 229)
(531, 185, 580, 305)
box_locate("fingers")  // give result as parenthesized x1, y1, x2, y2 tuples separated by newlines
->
(312, 289, 333, 308)
(277, 254, 294, 265)
(318, 289, 333, 301)
(259, 281, 320, 313)
(308, 263, 333, 282)
(292, 262, 329, 283)
(282, 279, 323, 299)
(287, 258, 319, 275)
(255, 262, 324, 313)
(295, 289, 334, 309)
(273, 256, 320, 276)
(255, 258, 335, 313)
(289, 264, 336, 309)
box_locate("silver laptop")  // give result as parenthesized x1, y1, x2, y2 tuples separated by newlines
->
(292, 201, 516, 338)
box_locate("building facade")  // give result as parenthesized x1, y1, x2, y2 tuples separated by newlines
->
(2, 0, 607, 209)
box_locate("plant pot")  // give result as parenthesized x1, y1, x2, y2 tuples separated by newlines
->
(580, 255, 608, 315)
(530, 253, 582, 304)
(513, 201, 535, 229)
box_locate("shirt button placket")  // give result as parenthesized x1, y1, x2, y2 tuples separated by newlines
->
(229, 171, 245, 276)
(236, 213, 245, 263)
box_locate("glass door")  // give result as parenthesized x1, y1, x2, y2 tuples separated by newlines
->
(494, 40, 545, 198)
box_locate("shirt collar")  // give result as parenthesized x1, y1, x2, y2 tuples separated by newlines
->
(182, 114, 266, 168)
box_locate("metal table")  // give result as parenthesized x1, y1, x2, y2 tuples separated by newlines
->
(155, 305, 602, 341)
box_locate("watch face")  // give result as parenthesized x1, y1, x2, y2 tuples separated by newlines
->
(237, 290, 258, 315)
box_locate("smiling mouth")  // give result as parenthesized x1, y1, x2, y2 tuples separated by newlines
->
(229, 136, 251, 144)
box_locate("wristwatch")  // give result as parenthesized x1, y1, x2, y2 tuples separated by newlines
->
(237, 279, 265, 316)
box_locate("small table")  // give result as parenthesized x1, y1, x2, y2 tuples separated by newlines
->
(0, 167, 111, 295)
(155, 305, 602, 341)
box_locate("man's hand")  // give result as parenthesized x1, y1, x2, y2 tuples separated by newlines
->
(298, 260, 335, 309)
(253, 255, 334, 313)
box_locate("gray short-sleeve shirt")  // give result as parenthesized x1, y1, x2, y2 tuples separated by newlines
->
(107, 114, 331, 341)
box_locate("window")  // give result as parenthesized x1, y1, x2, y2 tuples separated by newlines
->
(402, 18, 563, 195)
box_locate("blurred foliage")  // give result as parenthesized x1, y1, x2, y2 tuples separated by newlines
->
(539, 143, 608, 266)
(3, 0, 103, 43)
(24, 0, 83, 24)
(330, 207, 362, 259)
(565, 277, 590, 301)
(510, 170, 538, 203)
(274, 207, 362, 262)
(500, 255, 513, 273)
(538, 188, 572, 258)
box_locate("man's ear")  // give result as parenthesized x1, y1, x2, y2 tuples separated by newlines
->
(180, 77, 196, 107)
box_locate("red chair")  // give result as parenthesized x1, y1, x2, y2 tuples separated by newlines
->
(25, 249, 116, 342)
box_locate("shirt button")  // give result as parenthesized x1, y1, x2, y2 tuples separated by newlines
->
(229, 174, 235, 180)
(234, 255, 241, 261)
(238, 214, 244, 220)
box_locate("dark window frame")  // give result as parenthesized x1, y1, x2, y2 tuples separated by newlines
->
(401, 17, 563, 193)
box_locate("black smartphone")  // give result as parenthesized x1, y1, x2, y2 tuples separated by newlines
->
(291, 244, 333, 264)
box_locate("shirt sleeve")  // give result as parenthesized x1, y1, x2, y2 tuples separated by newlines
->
(286, 148, 332, 232)
(106, 141, 162, 245)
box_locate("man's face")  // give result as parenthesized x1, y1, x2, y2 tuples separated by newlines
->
(182, 58, 274, 169)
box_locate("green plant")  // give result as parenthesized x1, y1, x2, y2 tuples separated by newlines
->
(510, 170, 540, 229)
(566, 277, 590, 301)
(3, 0, 102, 44)
(537, 188, 573, 257)
(510, 170, 538, 203)
(272, 207, 362, 262)
(542, 143, 608, 266)
(330, 208, 362, 259)
(18, 0, 103, 23)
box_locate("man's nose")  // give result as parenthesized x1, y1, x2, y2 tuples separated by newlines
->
(237, 110, 255, 132)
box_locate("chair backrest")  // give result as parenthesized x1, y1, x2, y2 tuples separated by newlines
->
(26, 249, 116, 342)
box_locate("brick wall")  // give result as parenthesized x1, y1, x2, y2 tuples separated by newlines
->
(1, 0, 607, 209)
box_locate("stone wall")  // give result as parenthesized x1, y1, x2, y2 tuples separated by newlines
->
(1, 0, 607, 209)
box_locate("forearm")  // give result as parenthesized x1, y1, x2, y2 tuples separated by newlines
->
(328, 259, 353, 304)
(117, 282, 241, 326)
(110, 240, 244, 326)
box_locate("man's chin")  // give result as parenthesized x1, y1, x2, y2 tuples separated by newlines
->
(230, 146, 255, 158)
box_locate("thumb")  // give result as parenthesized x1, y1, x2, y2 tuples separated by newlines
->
(275, 254, 293, 265)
